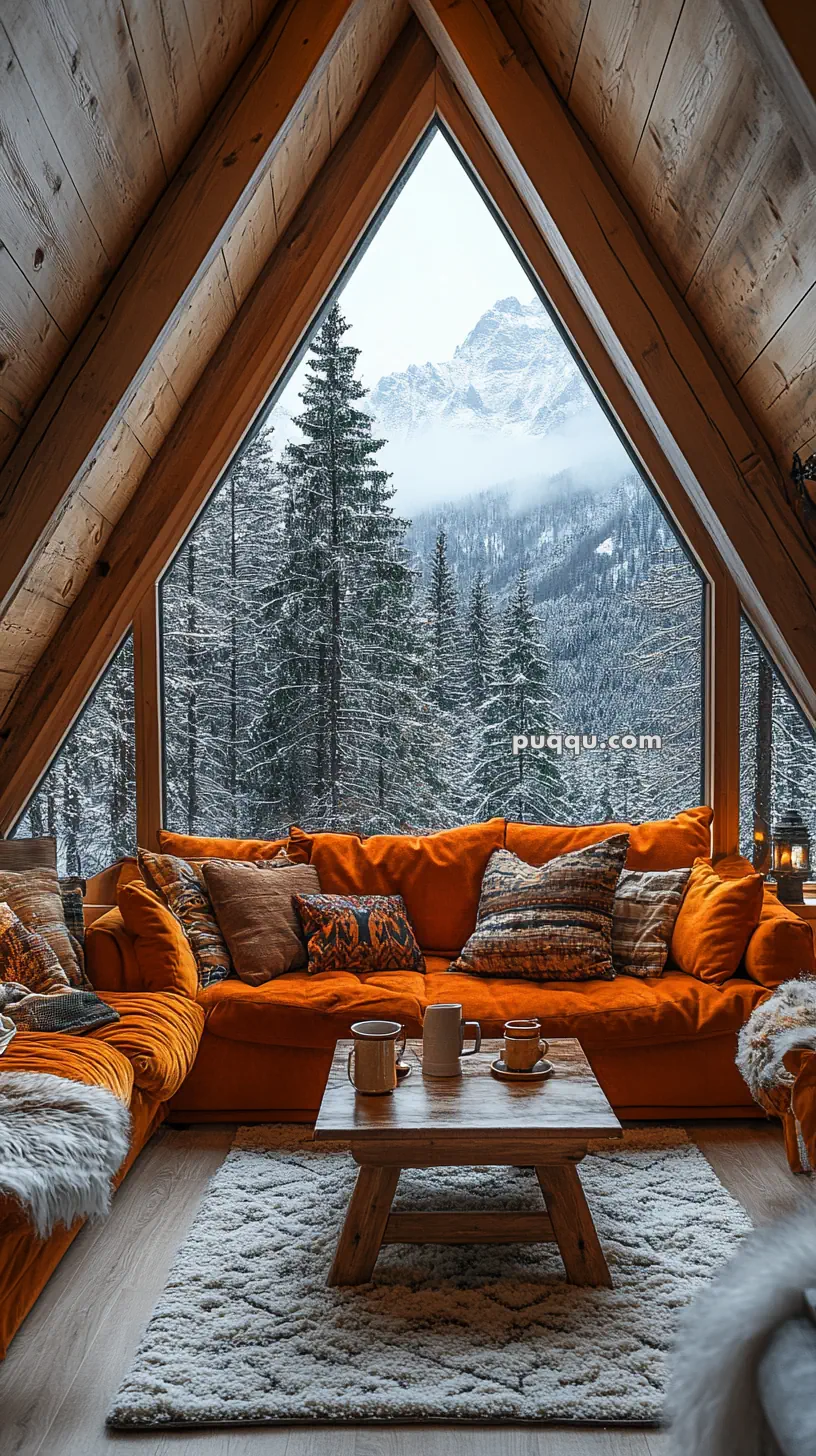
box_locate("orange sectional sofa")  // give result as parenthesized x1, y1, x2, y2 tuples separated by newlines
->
(0, 990, 204, 1358)
(84, 810, 815, 1124)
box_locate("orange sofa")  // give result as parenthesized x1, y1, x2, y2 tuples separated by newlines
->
(83, 811, 815, 1124)
(0, 990, 204, 1358)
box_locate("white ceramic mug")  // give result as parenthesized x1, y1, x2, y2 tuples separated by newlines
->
(422, 1002, 481, 1078)
(347, 1020, 407, 1095)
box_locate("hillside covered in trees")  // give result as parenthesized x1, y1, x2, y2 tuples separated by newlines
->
(14, 296, 815, 874)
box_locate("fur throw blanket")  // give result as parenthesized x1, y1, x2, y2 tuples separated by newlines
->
(737, 976, 816, 1111)
(667, 1207, 816, 1456)
(0, 1071, 131, 1238)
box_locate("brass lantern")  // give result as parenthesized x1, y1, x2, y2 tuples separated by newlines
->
(770, 808, 811, 905)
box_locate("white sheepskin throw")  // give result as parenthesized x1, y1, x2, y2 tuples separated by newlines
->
(668, 1207, 816, 1456)
(0, 1071, 131, 1238)
(737, 975, 816, 1107)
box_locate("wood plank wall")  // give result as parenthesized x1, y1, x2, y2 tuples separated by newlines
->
(0, 0, 411, 725)
(509, 0, 816, 480)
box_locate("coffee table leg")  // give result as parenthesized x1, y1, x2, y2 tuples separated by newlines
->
(535, 1164, 612, 1287)
(328, 1164, 401, 1287)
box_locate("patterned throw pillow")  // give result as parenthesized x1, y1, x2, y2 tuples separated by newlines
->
(138, 849, 232, 988)
(293, 893, 424, 975)
(612, 867, 691, 978)
(0, 867, 83, 986)
(0, 902, 119, 1034)
(0, 901, 68, 995)
(451, 835, 630, 981)
(60, 877, 90, 987)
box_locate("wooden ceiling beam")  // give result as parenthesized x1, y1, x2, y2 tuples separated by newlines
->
(410, 0, 816, 723)
(0, 20, 436, 833)
(0, 0, 366, 621)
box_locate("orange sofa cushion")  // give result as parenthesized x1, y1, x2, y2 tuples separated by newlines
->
(0, 1032, 134, 1102)
(287, 820, 505, 954)
(117, 880, 199, 998)
(670, 858, 764, 984)
(157, 830, 288, 861)
(85, 907, 140, 992)
(423, 961, 765, 1047)
(197, 969, 425, 1049)
(505, 805, 712, 870)
(90, 991, 205, 1099)
(744, 892, 816, 989)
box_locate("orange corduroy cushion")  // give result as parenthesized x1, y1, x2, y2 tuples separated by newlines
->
(157, 830, 288, 861)
(505, 806, 712, 870)
(287, 820, 506, 953)
(117, 880, 199, 998)
(670, 857, 764, 984)
(92, 991, 205, 1099)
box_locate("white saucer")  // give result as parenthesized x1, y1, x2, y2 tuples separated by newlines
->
(490, 1057, 554, 1083)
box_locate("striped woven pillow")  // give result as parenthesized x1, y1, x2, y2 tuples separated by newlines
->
(612, 867, 691, 978)
(450, 835, 629, 981)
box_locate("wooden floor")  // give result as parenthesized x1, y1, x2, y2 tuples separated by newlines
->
(2, 1120, 815, 1456)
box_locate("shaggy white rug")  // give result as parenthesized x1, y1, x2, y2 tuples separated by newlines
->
(109, 1126, 750, 1429)
(0, 1070, 131, 1238)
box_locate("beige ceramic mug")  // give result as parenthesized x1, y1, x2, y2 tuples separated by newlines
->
(347, 1019, 407, 1095)
(503, 1018, 549, 1072)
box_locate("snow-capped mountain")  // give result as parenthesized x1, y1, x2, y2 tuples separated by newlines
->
(368, 296, 592, 439)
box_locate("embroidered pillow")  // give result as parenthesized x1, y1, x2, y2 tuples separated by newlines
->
(612, 867, 692, 978)
(138, 848, 232, 988)
(293, 893, 423, 975)
(0, 867, 84, 986)
(451, 835, 629, 981)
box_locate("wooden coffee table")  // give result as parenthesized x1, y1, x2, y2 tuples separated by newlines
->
(314, 1037, 622, 1289)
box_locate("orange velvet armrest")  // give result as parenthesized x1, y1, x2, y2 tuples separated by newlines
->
(85, 907, 141, 991)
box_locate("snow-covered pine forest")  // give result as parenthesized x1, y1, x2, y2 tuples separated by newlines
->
(14, 297, 816, 874)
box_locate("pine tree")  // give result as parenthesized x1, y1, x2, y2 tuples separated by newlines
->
(260, 302, 436, 831)
(473, 567, 561, 821)
(424, 528, 465, 715)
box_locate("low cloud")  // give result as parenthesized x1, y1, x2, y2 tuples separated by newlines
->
(382, 408, 632, 516)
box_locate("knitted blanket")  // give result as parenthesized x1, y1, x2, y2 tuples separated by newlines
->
(0, 1070, 131, 1238)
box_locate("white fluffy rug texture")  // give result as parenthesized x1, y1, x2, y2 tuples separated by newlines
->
(109, 1126, 750, 1428)
(0, 1070, 131, 1238)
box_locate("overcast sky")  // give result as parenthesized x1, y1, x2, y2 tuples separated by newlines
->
(269, 129, 630, 512)
(276, 130, 535, 399)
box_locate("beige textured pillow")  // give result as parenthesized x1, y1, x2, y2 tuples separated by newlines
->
(0, 867, 83, 986)
(202, 860, 321, 984)
(611, 867, 691, 978)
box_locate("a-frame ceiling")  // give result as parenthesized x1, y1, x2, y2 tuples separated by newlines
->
(0, 0, 814, 830)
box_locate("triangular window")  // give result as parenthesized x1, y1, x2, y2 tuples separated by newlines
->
(11, 635, 136, 875)
(160, 129, 705, 835)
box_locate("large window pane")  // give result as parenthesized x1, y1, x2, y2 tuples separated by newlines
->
(161, 129, 705, 836)
(740, 615, 816, 867)
(12, 635, 136, 875)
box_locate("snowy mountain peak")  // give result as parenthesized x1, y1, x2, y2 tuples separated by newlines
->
(369, 295, 591, 441)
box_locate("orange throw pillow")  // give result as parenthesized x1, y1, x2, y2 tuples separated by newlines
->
(670, 858, 763, 984)
(117, 879, 199, 998)
(287, 820, 506, 954)
(744, 892, 816, 989)
(156, 830, 288, 861)
(505, 805, 712, 871)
